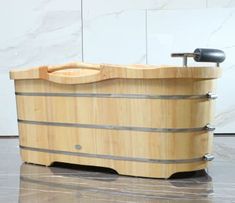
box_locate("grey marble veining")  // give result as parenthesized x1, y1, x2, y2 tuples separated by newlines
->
(1, 138, 235, 202)
(0, 0, 82, 136)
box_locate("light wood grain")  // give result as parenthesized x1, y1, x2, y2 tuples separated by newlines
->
(11, 62, 221, 178)
(16, 96, 214, 128)
(10, 62, 221, 84)
(20, 149, 208, 179)
(19, 124, 213, 160)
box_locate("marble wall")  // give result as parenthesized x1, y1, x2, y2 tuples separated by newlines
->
(0, 0, 82, 135)
(0, 0, 234, 135)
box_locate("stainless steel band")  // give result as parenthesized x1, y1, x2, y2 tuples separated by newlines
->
(18, 119, 215, 133)
(20, 145, 209, 164)
(15, 92, 217, 100)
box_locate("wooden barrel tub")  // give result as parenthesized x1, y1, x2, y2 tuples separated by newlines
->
(10, 61, 221, 178)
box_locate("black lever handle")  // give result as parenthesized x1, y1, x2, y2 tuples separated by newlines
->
(193, 48, 225, 63)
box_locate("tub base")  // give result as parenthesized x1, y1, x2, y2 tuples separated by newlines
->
(20, 148, 208, 179)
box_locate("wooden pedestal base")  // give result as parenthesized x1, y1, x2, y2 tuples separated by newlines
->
(20, 148, 209, 179)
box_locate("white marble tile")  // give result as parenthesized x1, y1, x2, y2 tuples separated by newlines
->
(82, 0, 167, 19)
(215, 68, 235, 133)
(0, 1, 82, 70)
(0, 73, 18, 135)
(207, 0, 235, 8)
(155, 0, 206, 10)
(0, 0, 82, 135)
(157, 0, 235, 10)
(83, 0, 146, 64)
(147, 8, 235, 64)
(214, 137, 235, 161)
(147, 8, 235, 132)
(146, 0, 235, 10)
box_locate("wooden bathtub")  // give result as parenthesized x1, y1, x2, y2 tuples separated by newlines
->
(10, 62, 221, 178)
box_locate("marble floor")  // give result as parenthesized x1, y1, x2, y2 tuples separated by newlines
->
(0, 137, 235, 203)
